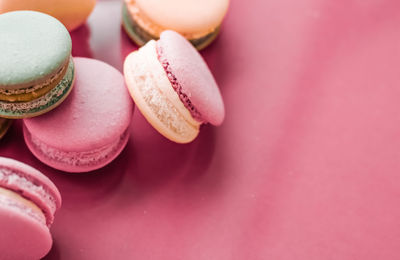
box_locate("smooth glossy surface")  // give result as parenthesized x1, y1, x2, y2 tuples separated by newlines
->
(1, 0, 400, 259)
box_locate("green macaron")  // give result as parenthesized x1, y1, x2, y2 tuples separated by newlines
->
(0, 11, 74, 119)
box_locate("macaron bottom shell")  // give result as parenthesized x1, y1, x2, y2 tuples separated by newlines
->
(0, 202, 52, 260)
(122, 3, 220, 50)
(0, 58, 75, 119)
(23, 125, 131, 173)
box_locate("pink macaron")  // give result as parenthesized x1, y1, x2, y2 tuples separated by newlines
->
(23, 57, 134, 173)
(0, 157, 61, 259)
(124, 30, 225, 143)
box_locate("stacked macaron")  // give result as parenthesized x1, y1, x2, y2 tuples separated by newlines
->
(122, 0, 230, 50)
(0, 157, 61, 259)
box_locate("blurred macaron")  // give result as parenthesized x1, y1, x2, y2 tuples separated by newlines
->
(122, 0, 229, 50)
(0, 0, 96, 31)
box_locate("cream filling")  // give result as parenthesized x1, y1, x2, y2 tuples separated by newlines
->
(0, 168, 56, 218)
(0, 58, 73, 113)
(0, 59, 68, 95)
(0, 187, 46, 225)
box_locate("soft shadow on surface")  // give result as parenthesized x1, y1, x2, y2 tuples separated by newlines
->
(5, 121, 129, 211)
(51, 143, 131, 210)
(0, 120, 16, 148)
(0, 120, 32, 160)
(71, 24, 92, 58)
(122, 111, 217, 200)
(120, 25, 139, 61)
(200, 30, 230, 89)
(42, 240, 60, 260)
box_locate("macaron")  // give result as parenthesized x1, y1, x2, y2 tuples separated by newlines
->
(0, 157, 61, 259)
(0, 0, 96, 31)
(0, 11, 74, 119)
(0, 118, 12, 139)
(122, 0, 229, 50)
(124, 30, 224, 143)
(23, 58, 134, 173)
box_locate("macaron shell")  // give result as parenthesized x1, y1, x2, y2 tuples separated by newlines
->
(0, 11, 72, 89)
(23, 57, 133, 152)
(0, 157, 61, 225)
(0, 0, 96, 31)
(0, 204, 52, 260)
(135, 0, 229, 35)
(158, 30, 225, 125)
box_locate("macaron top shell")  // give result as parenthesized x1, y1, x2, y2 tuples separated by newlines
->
(136, 0, 229, 35)
(24, 58, 133, 152)
(0, 11, 71, 89)
(0, 157, 61, 225)
(157, 30, 225, 125)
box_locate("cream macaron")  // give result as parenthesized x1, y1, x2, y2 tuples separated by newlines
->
(124, 30, 225, 143)
(122, 0, 229, 50)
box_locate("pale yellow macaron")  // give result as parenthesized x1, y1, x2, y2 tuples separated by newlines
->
(122, 0, 229, 50)
(0, 0, 96, 31)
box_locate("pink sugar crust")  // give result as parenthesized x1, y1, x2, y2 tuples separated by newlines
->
(157, 30, 225, 125)
(23, 57, 134, 152)
(23, 125, 131, 173)
(156, 43, 203, 122)
(0, 203, 52, 259)
(0, 157, 61, 227)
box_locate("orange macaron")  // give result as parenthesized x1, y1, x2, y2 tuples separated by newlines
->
(122, 0, 230, 50)
(0, 0, 96, 31)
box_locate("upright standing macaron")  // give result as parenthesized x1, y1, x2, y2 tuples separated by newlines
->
(0, 118, 12, 139)
(0, 11, 74, 119)
(0, 0, 96, 31)
(122, 0, 229, 50)
(0, 157, 61, 259)
(124, 30, 225, 143)
(23, 58, 134, 173)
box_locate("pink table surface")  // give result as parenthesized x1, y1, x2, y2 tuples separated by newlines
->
(1, 0, 400, 259)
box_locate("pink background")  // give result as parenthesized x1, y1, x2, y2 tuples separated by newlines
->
(1, 0, 400, 259)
